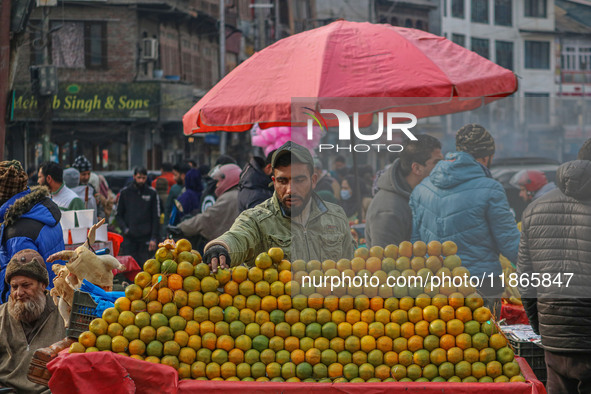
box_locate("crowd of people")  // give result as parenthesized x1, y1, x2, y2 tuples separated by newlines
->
(0, 127, 590, 393)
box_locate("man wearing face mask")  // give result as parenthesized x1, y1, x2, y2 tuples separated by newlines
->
(116, 167, 159, 265)
(203, 141, 355, 272)
(410, 124, 519, 318)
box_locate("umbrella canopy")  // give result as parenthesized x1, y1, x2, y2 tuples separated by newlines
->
(183, 20, 517, 135)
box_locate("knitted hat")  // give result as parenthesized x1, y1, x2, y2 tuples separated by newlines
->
(5, 249, 49, 286)
(63, 167, 80, 189)
(0, 161, 28, 205)
(456, 124, 496, 159)
(72, 155, 92, 172)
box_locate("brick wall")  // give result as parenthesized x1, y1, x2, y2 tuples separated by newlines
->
(15, 4, 137, 84)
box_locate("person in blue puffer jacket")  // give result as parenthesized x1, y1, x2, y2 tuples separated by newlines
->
(0, 161, 65, 303)
(410, 124, 519, 318)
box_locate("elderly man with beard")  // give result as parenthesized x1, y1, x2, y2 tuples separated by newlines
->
(0, 249, 66, 393)
(204, 141, 355, 272)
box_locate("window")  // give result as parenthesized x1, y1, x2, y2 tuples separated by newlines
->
(405, 19, 413, 28)
(471, 0, 489, 23)
(494, 0, 512, 26)
(471, 37, 490, 59)
(452, 33, 466, 47)
(452, 0, 465, 18)
(496, 40, 514, 70)
(525, 40, 550, 69)
(415, 20, 423, 30)
(524, 92, 550, 124)
(390, 17, 398, 26)
(561, 43, 591, 71)
(524, 0, 546, 17)
(45, 21, 107, 69)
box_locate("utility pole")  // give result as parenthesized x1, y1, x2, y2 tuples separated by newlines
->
(40, 6, 53, 162)
(0, 0, 11, 161)
(219, 0, 227, 155)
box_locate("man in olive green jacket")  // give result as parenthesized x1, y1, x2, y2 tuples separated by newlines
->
(204, 141, 355, 271)
(0, 249, 66, 394)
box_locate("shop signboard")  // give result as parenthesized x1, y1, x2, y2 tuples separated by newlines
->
(11, 82, 160, 121)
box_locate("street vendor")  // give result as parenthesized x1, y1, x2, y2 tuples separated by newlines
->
(204, 141, 355, 272)
(0, 249, 66, 394)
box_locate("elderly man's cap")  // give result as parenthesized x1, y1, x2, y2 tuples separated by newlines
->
(5, 249, 49, 285)
(456, 124, 495, 159)
(271, 141, 314, 169)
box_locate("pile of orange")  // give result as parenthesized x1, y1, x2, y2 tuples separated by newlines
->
(70, 239, 524, 383)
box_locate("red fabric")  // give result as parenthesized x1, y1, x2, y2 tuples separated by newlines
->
(46, 353, 545, 394)
(151, 172, 176, 192)
(107, 232, 123, 257)
(47, 352, 179, 394)
(183, 20, 517, 135)
(502, 303, 530, 325)
(113, 255, 142, 282)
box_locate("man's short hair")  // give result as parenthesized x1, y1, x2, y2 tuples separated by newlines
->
(161, 162, 173, 172)
(40, 161, 63, 183)
(578, 138, 591, 161)
(265, 150, 276, 166)
(334, 155, 346, 164)
(399, 134, 442, 176)
(134, 167, 147, 176)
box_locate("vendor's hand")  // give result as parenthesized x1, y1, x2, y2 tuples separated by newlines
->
(148, 240, 157, 251)
(204, 245, 230, 273)
(167, 225, 182, 236)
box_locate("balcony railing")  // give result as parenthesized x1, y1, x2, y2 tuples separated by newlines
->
(561, 71, 591, 84)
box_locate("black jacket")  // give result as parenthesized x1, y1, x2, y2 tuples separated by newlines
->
(238, 157, 273, 212)
(365, 159, 413, 247)
(116, 182, 159, 241)
(517, 160, 591, 352)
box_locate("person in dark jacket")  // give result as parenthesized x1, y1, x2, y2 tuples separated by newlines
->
(517, 141, 591, 394)
(238, 151, 274, 212)
(365, 134, 442, 247)
(0, 161, 64, 303)
(116, 167, 159, 265)
(410, 125, 519, 318)
(166, 163, 191, 226)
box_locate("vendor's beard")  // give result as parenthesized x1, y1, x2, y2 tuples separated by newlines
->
(8, 291, 46, 323)
(280, 192, 312, 218)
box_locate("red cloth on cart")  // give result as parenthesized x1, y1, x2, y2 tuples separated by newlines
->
(107, 232, 123, 256)
(502, 303, 530, 325)
(112, 255, 141, 282)
(47, 351, 178, 394)
(45, 351, 546, 394)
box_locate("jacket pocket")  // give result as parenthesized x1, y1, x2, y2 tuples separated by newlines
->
(320, 233, 345, 259)
(268, 234, 291, 248)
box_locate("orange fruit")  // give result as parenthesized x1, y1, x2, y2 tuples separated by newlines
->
(489, 333, 508, 350)
(473, 307, 492, 323)
(89, 318, 108, 336)
(114, 297, 131, 312)
(439, 334, 456, 350)
(125, 284, 143, 301)
(446, 319, 464, 336)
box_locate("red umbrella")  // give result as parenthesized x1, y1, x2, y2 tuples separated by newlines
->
(183, 20, 517, 135)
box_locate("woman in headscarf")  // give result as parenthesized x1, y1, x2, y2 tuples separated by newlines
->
(174, 168, 203, 222)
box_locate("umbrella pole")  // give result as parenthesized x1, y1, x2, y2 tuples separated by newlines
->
(350, 119, 362, 223)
